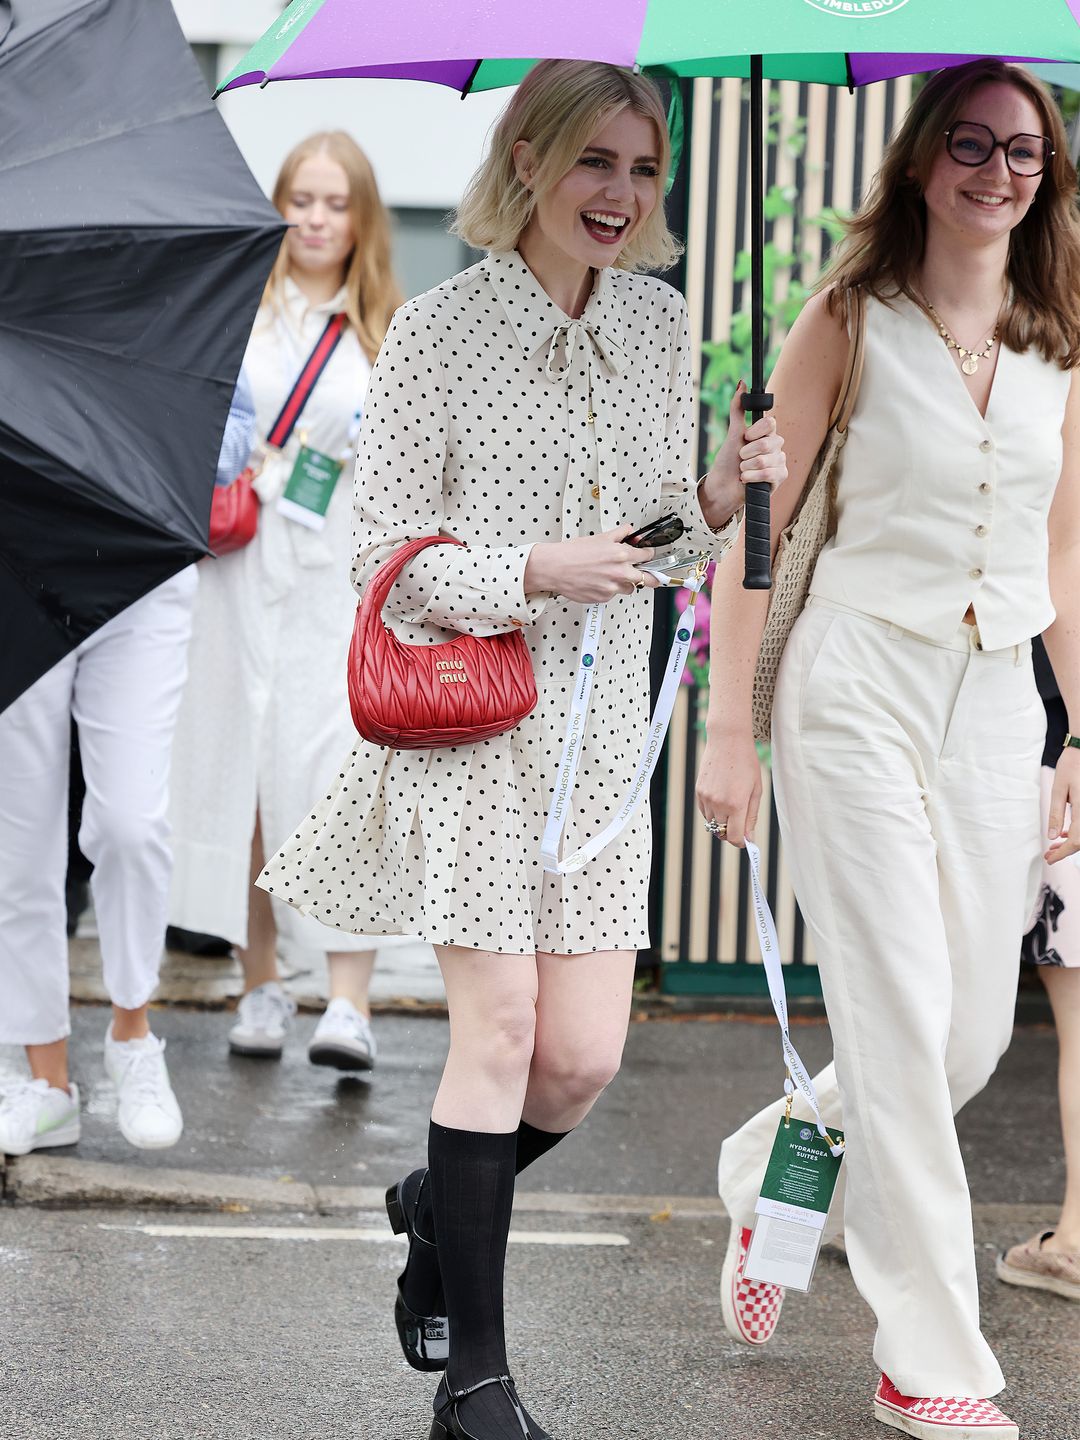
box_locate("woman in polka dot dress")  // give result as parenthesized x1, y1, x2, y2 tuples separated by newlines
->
(260, 61, 786, 1440)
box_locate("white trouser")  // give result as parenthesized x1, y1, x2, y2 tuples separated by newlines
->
(718, 598, 1044, 1399)
(0, 569, 197, 1044)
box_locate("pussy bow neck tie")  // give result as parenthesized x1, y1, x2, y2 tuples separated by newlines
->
(543, 316, 627, 382)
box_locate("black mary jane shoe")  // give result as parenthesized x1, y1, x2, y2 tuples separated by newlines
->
(428, 1375, 551, 1440)
(386, 1171, 449, 1372)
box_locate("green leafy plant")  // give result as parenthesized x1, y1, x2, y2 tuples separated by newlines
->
(699, 90, 847, 459)
(700, 193, 845, 461)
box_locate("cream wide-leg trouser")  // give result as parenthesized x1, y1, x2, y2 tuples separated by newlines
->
(0, 569, 197, 1044)
(718, 597, 1044, 1399)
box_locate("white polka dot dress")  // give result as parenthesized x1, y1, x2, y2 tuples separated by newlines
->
(259, 250, 739, 956)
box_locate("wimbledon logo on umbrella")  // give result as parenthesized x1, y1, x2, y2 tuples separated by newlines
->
(803, 0, 911, 15)
(276, 0, 319, 39)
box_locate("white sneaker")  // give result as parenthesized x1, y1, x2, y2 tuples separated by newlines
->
(228, 982, 296, 1058)
(104, 1028, 183, 1149)
(308, 997, 376, 1071)
(0, 1078, 81, 1156)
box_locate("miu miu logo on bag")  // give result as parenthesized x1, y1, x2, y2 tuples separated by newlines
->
(436, 659, 468, 684)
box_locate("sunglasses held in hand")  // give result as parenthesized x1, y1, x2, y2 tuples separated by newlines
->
(624, 513, 708, 584)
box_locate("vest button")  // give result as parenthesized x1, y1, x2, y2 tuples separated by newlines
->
(970, 567, 983, 579)
(978, 482, 991, 494)
(979, 439, 993, 453)
(975, 524, 988, 537)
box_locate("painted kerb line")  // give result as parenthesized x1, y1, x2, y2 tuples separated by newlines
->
(99, 1223, 630, 1247)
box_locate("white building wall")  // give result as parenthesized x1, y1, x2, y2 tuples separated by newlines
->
(173, 0, 507, 208)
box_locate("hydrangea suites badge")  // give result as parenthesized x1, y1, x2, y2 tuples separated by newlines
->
(803, 0, 911, 15)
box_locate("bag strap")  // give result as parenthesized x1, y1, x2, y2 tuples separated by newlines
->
(362, 535, 462, 615)
(826, 287, 867, 435)
(266, 312, 347, 450)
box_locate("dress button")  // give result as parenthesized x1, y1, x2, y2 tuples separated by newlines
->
(510, 618, 525, 627)
(591, 485, 601, 500)
(978, 482, 991, 494)
(970, 567, 983, 579)
(979, 439, 993, 453)
(975, 524, 988, 537)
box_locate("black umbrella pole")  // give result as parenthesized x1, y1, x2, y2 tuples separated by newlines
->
(742, 54, 773, 591)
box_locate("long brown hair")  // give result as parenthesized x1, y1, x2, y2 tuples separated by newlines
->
(823, 60, 1080, 368)
(262, 131, 403, 363)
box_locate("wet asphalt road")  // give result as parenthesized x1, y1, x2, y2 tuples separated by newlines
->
(1, 1009, 1076, 1439)
(1, 1202, 1076, 1440)
(0, 1006, 1067, 1203)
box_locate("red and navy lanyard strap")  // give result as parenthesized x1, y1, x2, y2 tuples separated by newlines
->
(266, 312, 347, 450)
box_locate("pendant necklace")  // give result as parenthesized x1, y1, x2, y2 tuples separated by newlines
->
(926, 301, 999, 376)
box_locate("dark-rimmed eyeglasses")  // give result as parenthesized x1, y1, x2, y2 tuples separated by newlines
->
(944, 121, 1054, 178)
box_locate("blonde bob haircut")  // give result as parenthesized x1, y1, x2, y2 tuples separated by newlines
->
(824, 60, 1080, 369)
(262, 130, 404, 363)
(454, 60, 681, 274)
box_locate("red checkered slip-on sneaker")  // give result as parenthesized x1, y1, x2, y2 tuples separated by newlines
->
(873, 1374, 1019, 1439)
(720, 1223, 784, 1345)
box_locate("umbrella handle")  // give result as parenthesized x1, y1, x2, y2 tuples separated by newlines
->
(743, 56, 772, 592)
(741, 389, 773, 591)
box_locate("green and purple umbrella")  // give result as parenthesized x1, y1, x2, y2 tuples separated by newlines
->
(218, 0, 1080, 96)
(218, 0, 1080, 587)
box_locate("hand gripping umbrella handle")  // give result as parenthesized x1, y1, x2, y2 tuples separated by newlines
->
(741, 389, 773, 591)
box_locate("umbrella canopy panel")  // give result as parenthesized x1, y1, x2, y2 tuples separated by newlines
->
(0, 0, 285, 711)
(218, 0, 1080, 93)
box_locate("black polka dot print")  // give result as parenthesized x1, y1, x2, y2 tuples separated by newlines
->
(258, 249, 739, 956)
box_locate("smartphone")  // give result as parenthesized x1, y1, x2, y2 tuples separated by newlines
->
(623, 513, 685, 550)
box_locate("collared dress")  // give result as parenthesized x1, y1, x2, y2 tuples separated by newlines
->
(259, 251, 738, 956)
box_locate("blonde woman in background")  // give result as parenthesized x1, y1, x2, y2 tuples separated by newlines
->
(168, 132, 413, 1073)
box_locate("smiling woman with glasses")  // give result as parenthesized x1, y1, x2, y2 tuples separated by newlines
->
(699, 57, 1080, 1440)
(945, 120, 1054, 176)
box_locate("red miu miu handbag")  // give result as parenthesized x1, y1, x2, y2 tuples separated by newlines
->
(208, 465, 259, 555)
(348, 535, 539, 749)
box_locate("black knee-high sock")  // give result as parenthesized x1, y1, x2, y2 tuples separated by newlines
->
(428, 1121, 516, 1387)
(514, 1120, 571, 1175)
(400, 1121, 570, 1319)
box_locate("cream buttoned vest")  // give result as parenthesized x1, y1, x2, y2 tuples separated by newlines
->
(810, 294, 1072, 651)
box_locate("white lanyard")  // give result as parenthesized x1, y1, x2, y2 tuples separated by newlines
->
(745, 840, 845, 1157)
(540, 570, 706, 876)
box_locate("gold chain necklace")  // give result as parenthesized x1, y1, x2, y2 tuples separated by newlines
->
(926, 301, 999, 376)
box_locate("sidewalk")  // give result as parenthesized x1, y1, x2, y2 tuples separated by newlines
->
(1, 1000, 1066, 1213)
(67, 927, 446, 1012)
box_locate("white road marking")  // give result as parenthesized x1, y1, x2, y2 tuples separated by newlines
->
(98, 1223, 630, 1247)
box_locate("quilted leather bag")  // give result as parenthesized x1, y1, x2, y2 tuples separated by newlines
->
(349, 535, 539, 749)
(208, 465, 259, 555)
(751, 289, 866, 742)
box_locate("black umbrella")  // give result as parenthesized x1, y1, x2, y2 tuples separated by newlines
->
(0, 0, 285, 712)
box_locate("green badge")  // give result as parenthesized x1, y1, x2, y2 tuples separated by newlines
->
(743, 1118, 845, 1293)
(277, 445, 344, 531)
